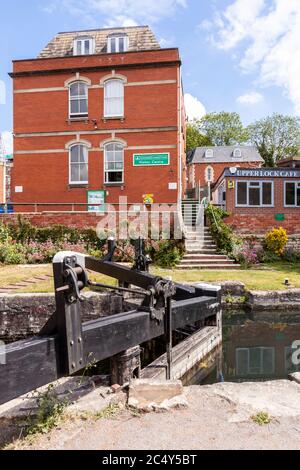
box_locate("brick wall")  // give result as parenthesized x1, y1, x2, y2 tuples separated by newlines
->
(224, 176, 300, 235)
(0, 164, 4, 204)
(0, 209, 178, 233)
(188, 161, 262, 190)
(12, 49, 184, 207)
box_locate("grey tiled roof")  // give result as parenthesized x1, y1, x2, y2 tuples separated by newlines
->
(189, 146, 263, 164)
(38, 26, 160, 58)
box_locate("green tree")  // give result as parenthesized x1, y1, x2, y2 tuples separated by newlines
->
(248, 113, 300, 167)
(198, 111, 249, 146)
(186, 121, 212, 151)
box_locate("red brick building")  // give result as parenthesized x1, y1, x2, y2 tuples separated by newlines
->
(187, 146, 263, 199)
(10, 26, 185, 211)
(212, 167, 300, 235)
(0, 161, 4, 204)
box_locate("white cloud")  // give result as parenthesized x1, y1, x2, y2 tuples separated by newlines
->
(45, 0, 186, 25)
(184, 93, 206, 121)
(207, 0, 300, 114)
(104, 16, 138, 28)
(0, 131, 13, 156)
(237, 91, 263, 105)
(0, 80, 6, 105)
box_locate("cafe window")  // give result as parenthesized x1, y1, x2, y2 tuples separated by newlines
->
(285, 346, 300, 374)
(236, 347, 275, 376)
(284, 181, 300, 207)
(236, 180, 273, 207)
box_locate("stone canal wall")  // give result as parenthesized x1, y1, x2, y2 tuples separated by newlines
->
(201, 281, 300, 312)
(0, 292, 123, 341)
(1, 281, 300, 342)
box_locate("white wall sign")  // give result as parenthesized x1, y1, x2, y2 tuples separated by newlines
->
(15, 186, 23, 193)
(169, 182, 177, 190)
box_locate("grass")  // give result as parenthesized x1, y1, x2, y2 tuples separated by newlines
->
(251, 411, 272, 426)
(154, 262, 300, 291)
(0, 262, 300, 292)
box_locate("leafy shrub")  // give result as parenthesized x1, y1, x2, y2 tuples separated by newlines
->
(264, 227, 288, 256)
(0, 218, 184, 268)
(231, 240, 259, 267)
(205, 205, 242, 254)
(0, 242, 26, 265)
(147, 239, 184, 268)
(282, 247, 300, 263)
(0, 223, 10, 244)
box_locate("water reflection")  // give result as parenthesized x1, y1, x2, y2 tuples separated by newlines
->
(205, 310, 300, 383)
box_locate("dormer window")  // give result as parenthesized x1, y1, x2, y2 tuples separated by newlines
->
(233, 148, 242, 158)
(205, 149, 214, 158)
(74, 37, 94, 56)
(107, 34, 129, 53)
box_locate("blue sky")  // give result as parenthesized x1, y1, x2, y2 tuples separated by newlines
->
(0, 0, 299, 154)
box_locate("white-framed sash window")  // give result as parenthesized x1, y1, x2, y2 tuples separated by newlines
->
(69, 144, 88, 184)
(104, 142, 124, 184)
(74, 37, 94, 56)
(107, 35, 129, 53)
(69, 81, 88, 118)
(104, 79, 124, 118)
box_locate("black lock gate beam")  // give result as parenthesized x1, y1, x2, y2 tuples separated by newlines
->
(0, 243, 221, 406)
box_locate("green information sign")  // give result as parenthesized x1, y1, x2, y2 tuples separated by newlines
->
(87, 190, 106, 213)
(133, 153, 170, 167)
(275, 213, 285, 221)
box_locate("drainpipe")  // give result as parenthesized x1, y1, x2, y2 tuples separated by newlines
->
(177, 65, 183, 207)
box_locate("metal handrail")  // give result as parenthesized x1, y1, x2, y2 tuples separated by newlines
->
(210, 204, 221, 233)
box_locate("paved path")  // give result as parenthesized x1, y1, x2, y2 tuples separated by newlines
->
(14, 383, 300, 450)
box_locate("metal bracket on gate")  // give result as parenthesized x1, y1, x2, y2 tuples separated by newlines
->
(51, 253, 88, 375)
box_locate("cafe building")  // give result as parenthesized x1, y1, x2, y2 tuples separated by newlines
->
(212, 167, 300, 235)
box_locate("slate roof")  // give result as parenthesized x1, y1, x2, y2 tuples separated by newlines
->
(38, 26, 161, 58)
(188, 146, 263, 164)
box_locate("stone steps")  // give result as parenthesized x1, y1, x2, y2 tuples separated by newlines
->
(177, 264, 241, 270)
(179, 259, 236, 266)
(180, 201, 240, 270)
(183, 254, 230, 260)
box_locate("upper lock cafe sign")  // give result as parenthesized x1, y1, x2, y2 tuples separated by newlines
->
(234, 168, 300, 178)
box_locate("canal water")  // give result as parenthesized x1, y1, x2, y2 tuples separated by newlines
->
(202, 309, 300, 384)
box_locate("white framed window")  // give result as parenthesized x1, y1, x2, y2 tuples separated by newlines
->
(205, 149, 213, 158)
(205, 165, 214, 183)
(104, 142, 124, 184)
(69, 81, 88, 118)
(233, 148, 242, 158)
(236, 180, 273, 207)
(74, 37, 94, 56)
(69, 144, 88, 184)
(284, 181, 300, 207)
(284, 346, 300, 373)
(107, 35, 129, 53)
(104, 79, 124, 118)
(236, 347, 275, 376)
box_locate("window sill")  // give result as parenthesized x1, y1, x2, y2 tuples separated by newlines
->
(103, 183, 125, 187)
(102, 116, 125, 122)
(68, 184, 88, 189)
(67, 116, 89, 122)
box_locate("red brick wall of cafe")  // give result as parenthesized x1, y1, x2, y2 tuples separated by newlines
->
(224, 176, 300, 235)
